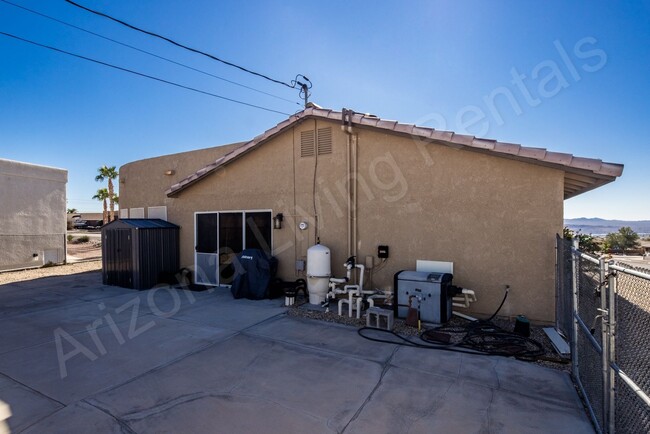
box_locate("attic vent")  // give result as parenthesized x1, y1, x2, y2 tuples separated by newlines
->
(300, 130, 315, 157)
(317, 127, 332, 155)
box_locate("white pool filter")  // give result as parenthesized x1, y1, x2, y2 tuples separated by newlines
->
(306, 243, 331, 304)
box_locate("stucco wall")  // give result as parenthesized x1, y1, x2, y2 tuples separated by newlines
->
(0, 159, 68, 271)
(120, 119, 564, 322)
(119, 142, 244, 211)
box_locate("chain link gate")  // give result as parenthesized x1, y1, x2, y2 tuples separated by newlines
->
(556, 236, 650, 433)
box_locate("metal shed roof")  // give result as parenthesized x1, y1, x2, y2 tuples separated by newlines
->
(103, 219, 179, 229)
(165, 107, 624, 199)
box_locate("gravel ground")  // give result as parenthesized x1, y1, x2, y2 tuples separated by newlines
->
(0, 260, 102, 285)
(67, 241, 102, 260)
(287, 297, 570, 372)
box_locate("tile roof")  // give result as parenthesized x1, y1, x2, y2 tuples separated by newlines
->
(166, 107, 624, 199)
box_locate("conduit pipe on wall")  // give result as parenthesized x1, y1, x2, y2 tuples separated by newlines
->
(352, 133, 358, 261)
(342, 111, 358, 283)
(345, 127, 351, 258)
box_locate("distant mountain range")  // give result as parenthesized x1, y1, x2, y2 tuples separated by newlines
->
(564, 218, 650, 235)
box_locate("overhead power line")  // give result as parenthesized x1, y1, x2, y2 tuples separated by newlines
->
(0, 31, 292, 116)
(64, 0, 304, 90)
(0, 0, 300, 106)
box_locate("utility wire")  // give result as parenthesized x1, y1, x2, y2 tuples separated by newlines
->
(0, 31, 292, 116)
(0, 0, 300, 106)
(64, 0, 297, 89)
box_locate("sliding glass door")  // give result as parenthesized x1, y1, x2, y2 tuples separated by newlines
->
(194, 210, 272, 286)
(195, 213, 218, 285)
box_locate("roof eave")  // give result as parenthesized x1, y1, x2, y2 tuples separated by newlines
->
(164, 108, 624, 198)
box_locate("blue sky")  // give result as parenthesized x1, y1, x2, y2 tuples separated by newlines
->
(1, 1, 648, 219)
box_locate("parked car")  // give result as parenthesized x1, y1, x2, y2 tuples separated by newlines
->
(73, 219, 103, 229)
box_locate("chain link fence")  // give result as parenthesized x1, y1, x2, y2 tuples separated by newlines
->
(556, 237, 650, 433)
(612, 261, 650, 433)
(556, 234, 573, 338)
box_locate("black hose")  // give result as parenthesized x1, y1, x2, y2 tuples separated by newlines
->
(358, 286, 545, 361)
(486, 286, 509, 322)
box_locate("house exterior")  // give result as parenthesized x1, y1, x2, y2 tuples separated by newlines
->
(119, 107, 623, 323)
(0, 158, 68, 271)
(641, 240, 650, 257)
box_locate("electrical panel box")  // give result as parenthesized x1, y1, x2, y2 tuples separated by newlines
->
(295, 259, 305, 272)
(378, 245, 389, 259)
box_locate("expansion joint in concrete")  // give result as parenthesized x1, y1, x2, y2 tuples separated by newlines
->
(339, 346, 399, 433)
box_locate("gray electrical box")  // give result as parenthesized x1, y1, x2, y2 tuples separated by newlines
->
(394, 270, 454, 324)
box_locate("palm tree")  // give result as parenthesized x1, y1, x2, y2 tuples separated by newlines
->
(67, 208, 78, 214)
(95, 166, 119, 222)
(92, 188, 110, 224)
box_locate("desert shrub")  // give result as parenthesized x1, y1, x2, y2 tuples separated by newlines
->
(75, 235, 90, 243)
(67, 234, 74, 242)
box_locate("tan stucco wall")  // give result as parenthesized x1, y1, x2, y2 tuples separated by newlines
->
(120, 119, 564, 322)
(0, 159, 68, 271)
(119, 142, 244, 210)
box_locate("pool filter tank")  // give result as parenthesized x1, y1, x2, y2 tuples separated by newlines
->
(307, 243, 331, 304)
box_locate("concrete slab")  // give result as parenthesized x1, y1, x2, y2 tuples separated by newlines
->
(494, 357, 581, 406)
(231, 335, 384, 432)
(246, 315, 397, 363)
(0, 272, 595, 433)
(90, 332, 383, 433)
(0, 315, 234, 404)
(0, 374, 62, 433)
(0, 287, 87, 320)
(127, 394, 326, 434)
(344, 365, 457, 433)
(88, 334, 275, 417)
(170, 299, 286, 331)
(21, 401, 125, 434)
(489, 387, 594, 433)
(0, 301, 123, 355)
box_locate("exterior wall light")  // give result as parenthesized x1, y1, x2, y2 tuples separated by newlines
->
(273, 213, 283, 229)
(164, 170, 175, 176)
(32, 253, 39, 261)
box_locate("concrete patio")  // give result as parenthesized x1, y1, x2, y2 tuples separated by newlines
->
(0, 271, 593, 433)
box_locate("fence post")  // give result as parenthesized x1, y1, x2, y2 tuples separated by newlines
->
(607, 262, 617, 434)
(600, 257, 611, 432)
(571, 238, 579, 380)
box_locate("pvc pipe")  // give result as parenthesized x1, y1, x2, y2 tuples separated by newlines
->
(356, 264, 365, 291)
(453, 311, 478, 321)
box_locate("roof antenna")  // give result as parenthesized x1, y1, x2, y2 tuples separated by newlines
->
(293, 75, 312, 108)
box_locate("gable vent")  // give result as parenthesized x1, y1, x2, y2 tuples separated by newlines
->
(300, 130, 315, 157)
(317, 127, 332, 155)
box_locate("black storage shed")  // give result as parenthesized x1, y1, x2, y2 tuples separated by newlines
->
(102, 219, 180, 289)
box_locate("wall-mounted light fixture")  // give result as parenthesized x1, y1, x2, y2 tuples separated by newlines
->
(32, 253, 39, 261)
(164, 170, 175, 176)
(273, 213, 284, 230)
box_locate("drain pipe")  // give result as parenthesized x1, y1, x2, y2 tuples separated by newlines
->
(352, 133, 358, 262)
(341, 109, 357, 265)
(345, 129, 351, 258)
